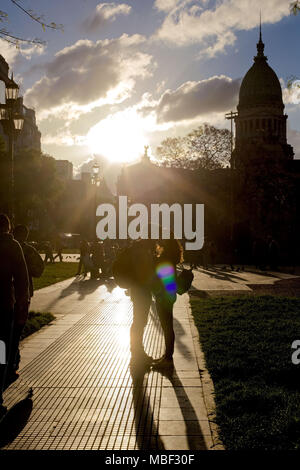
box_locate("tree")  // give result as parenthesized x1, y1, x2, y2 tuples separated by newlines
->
(156, 124, 231, 170)
(0, 0, 63, 46)
(14, 149, 63, 229)
(290, 1, 300, 15)
(156, 136, 188, 168)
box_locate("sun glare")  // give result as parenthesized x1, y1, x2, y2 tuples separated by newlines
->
(87, 109, 148, 163)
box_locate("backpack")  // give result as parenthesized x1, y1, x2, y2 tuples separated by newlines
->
(23, 243, 45, 278)
(176, 267, 194, 295)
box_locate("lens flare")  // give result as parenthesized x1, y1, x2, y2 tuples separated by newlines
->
(155, 262, 177, 301)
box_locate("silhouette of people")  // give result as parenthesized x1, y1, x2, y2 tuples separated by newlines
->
(151, 238, 183, 370)
(44, 241, 54, 264)
(113, 234, 183, 369)
(76, 240, 91, 277)
(0, 214, 29, 419)
(54, 236, 64, 262)
(90, 241, 105, 279)
(12, 224, 44, 376)
(127, 239, 156, 364)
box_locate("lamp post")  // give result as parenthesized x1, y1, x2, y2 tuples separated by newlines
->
(92, 163, 100, 240)
(0, 76, 24, 222)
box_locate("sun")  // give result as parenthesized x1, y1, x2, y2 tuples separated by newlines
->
(87, 109, 148, 163)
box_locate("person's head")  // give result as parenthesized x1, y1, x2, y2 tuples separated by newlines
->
(0, 214, 11, 234)
(156, 238, 184, 265)
(14, 224, 29, 243)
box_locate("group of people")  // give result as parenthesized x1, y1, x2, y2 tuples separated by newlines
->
(112, 236, 185, 369)
(43, 237, 64, 264)
(0, 210, 192, 421)
(76, 240, 120, 279)
(0, 214, 44, 419)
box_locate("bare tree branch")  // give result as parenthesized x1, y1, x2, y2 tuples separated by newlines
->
(0, 0, 63, 46)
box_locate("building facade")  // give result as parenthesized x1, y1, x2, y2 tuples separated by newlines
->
(0, 55, 41, 152)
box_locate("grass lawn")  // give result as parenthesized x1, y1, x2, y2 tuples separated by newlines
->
(21, 311, 55, 340)
(190, 295, 300, 450)
(33, 262, 78, 290)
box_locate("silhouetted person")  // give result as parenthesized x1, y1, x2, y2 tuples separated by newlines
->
(0, 215, 29, 418)
(54, 236, 63, 262)
(44, 241, 54, 264)
(129, 240, 156, 364)
(90, 242, 104, 278)
(14, 225, 44, 299)
(113, 239, 156, 364)
(151, 238, 183, 370)
(12, 225, 44, 375)
(76, 240, 90, 276)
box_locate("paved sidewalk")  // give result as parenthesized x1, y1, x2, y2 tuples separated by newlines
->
(190, 266, 300, 296)
(2, 276, 221, 450)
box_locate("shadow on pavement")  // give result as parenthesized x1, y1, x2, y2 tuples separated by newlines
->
(46, 276, 117, 309)
(129, 360, 164, 450)
(196, 267, 248, 283)
(0, 395, 33, 448)
(159, 366, 207, 450)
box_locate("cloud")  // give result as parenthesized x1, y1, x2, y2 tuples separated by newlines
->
(283, 79, 300, 105)
(83, 2, 132, 32)
(154, 0, 183, 12)
(141, 75, 240, 123)
(0, 39, 45, 66)
(153, 0, 291, 56)
(288, 128, 300, 159)
(25, 34, 154, 119)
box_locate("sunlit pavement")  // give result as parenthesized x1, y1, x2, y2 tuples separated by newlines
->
(191, 266, 300, 296)
(2, 276, 220, 450)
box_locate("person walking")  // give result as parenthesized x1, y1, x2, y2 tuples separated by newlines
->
(12, 224, 44, 377)
(151, 238, 183, 369)
(76, 240, 90, 276)
(0, 215, 29, 419)
(54, 236, 64, 263)
(113, 239, 156, 365)
(44, 241, 54, 264)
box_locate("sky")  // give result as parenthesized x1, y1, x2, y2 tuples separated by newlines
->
(1, 0, 300, 179)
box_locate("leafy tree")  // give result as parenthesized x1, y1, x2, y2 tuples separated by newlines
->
(0, 0, 63, 46)
(14, 149, 63, 227)
(156, 124, 231, 170)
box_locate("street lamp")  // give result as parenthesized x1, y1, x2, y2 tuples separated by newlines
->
(92, 163, 101, 240)
(92, 163, 100, 185)
(0, 76, 24, 221)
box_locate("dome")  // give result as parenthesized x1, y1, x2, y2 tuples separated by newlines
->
(238, 35, 283, 109)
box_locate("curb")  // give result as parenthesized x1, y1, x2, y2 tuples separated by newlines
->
(185, 293, 224, 450)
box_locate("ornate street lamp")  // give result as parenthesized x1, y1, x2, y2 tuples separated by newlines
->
(0, 76, 24, 221)
(5, 78, 19, 102)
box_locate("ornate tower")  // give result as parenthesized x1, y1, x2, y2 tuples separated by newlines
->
(232, 26, 294, 168)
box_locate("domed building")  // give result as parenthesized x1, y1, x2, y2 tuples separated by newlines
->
(117, 28, 300, 265)
(232, 27, 294, 168)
